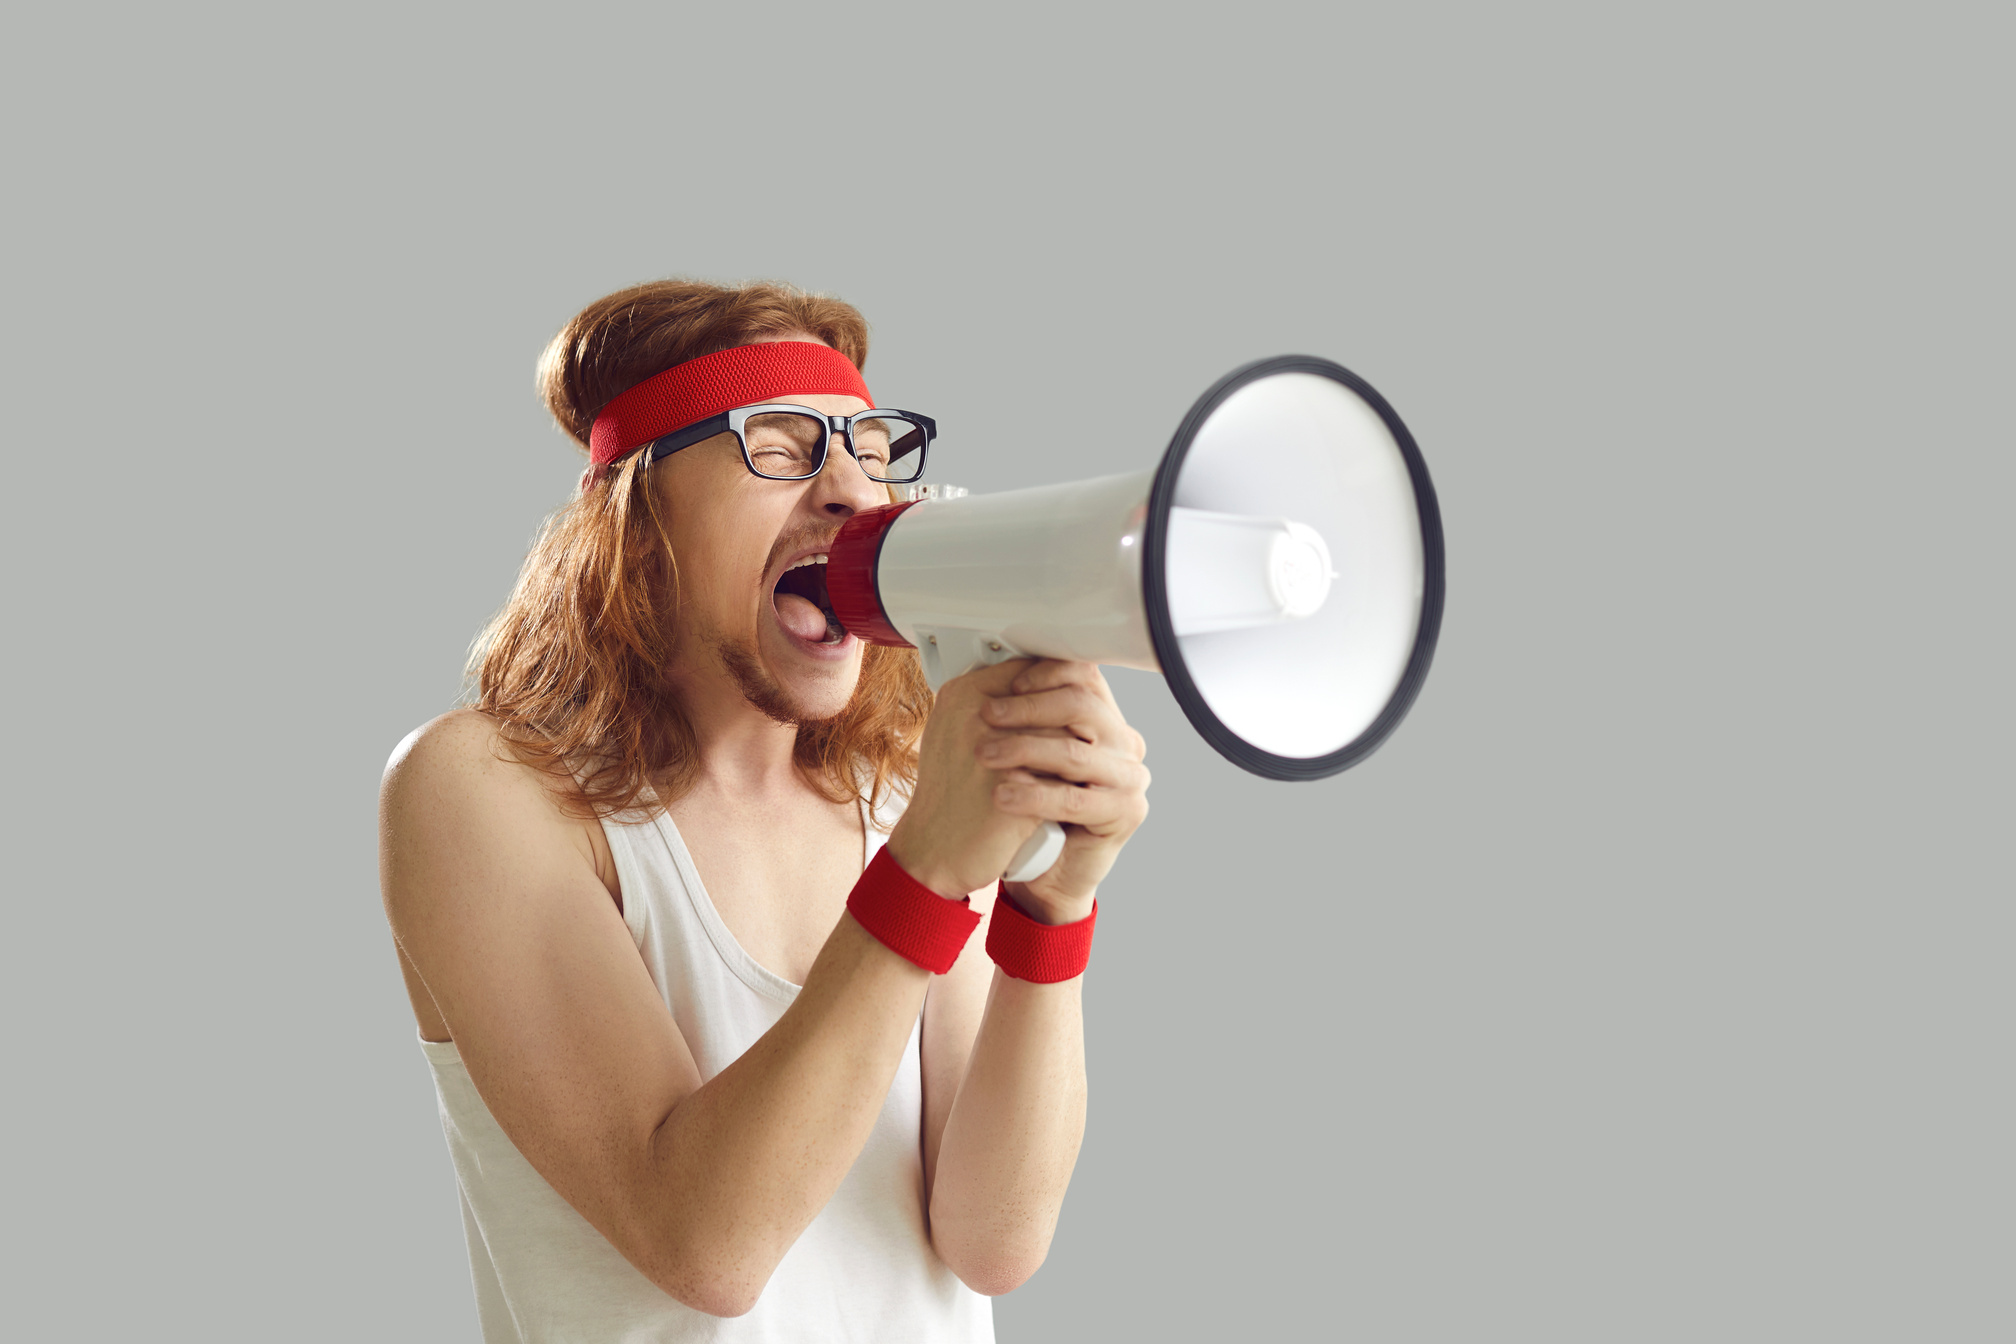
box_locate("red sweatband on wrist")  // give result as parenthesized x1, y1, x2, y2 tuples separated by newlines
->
(846, 847, 982, 975)
(587, 341, 875, 475)
(986, 889, 1098, 984)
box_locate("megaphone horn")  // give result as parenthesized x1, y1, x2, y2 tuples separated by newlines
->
(827, 355, 1445, 880)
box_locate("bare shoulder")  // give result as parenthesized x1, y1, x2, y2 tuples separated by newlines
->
(379, 708, 636, 1047)
(380, 709, 613, 915)
(384, 708, 539, 807)
(384, 709, 578, 834)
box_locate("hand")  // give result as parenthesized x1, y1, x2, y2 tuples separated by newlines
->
(885, 660, 1152, 917)
(885, 660, 1052, 899)
(976, 660, 1150, 924)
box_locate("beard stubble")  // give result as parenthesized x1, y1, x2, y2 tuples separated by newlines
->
(712, 631, 851, 730)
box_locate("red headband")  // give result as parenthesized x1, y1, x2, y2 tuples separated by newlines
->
(586, 341, 874, 473)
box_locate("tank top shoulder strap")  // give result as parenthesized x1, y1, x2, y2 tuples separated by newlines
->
(601, 804, 798, 1007)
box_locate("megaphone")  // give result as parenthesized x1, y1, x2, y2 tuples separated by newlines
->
(827, 355, 1445, 880)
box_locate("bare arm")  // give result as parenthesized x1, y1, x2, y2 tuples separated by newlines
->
(381, 711, 939, 1317)
(905, 662, 1151, 1294)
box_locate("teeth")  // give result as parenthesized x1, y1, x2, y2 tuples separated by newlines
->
(786, 553, 830, 570)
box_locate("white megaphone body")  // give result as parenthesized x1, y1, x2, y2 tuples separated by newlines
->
(826, 356, 1445, 881)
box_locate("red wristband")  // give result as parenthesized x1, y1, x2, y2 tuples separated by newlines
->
(986, 888, 1098, 983)
(846, 847, 982, 975)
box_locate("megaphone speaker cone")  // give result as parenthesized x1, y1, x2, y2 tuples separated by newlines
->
(1144, 356, 1445, 780)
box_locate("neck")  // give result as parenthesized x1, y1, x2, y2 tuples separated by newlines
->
(667, 651, 817, 799)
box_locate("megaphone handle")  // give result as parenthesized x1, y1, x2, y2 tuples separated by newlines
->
(1003, 820, 1067, 884)
(912, 628, 1065, 881)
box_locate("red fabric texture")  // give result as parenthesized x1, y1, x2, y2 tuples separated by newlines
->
(846, 846, 982, 976)
(986, 890, 1098, 983)
(587, 341, 874, 469)
(826, 501, 919, 647)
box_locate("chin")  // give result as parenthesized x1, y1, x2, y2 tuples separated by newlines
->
(723, 628, 864, 727)
(772, 667, 862, 725)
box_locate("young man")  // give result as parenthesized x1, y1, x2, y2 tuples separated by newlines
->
(379, 279, 1150, 1341)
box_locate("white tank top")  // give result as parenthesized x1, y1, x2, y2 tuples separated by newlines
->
(419, 803, 994, 1343)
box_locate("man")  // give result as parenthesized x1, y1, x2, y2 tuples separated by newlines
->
(379, 278, 1150, 1341)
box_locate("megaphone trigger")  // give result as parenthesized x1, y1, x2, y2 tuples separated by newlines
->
(913, 626, 1027, 694)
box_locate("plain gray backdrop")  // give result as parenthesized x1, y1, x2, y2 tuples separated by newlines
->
(5, 2, 2008, 1339)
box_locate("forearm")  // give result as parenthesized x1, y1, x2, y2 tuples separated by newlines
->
(927, 969, 1088, 1296)
(638, 913, 930, 1313)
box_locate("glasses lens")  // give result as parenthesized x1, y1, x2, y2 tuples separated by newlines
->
(741, 412, 827, 478)
(850, 414, 928, 482)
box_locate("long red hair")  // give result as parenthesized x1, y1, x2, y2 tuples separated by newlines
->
(469, 279, 932, 820)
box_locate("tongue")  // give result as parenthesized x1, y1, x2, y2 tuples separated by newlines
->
(775, 593, 831, 642)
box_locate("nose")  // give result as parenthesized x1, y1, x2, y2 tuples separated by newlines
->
(810, 432, 892, 517)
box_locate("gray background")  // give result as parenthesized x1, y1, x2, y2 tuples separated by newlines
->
(5, 2, 2008, 1339)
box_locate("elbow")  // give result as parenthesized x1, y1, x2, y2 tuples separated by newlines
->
(953, 1259, 1044, 1298)
(932, 1224, 1051, 1298)
(632, 1236, 771, 1318)
(689, 1286, 764, 1320)
(644, 1265, 765, 1319)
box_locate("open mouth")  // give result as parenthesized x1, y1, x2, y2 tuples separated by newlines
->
(773, 554, 849, 646)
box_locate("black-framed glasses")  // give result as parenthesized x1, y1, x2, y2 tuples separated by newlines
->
(642, 404, 934, 483)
